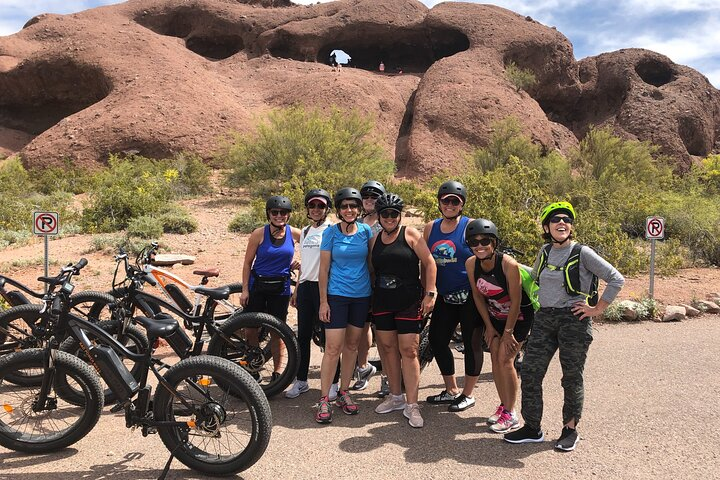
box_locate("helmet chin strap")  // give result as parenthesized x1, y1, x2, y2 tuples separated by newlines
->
(340, 217, 357, 233)
(438, 202, 462, 220)
(548, 229, 570, 245)
(307, 209, 328, 227)
(269, 221, 285, 235)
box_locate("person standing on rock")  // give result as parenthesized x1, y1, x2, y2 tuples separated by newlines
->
(240, 195, 302, 380)
(315, 187, 373, 424)
(423, 180, 484, 413)
(504, 201, 624, 451)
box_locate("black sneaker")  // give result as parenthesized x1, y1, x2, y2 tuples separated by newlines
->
(447, 394, 475, 412)
(425, 390, 459, 404)
(554, 426, 579, 451)
(504, 424, 545, 444)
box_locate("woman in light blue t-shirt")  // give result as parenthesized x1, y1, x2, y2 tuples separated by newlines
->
(315, 187, 372, 424)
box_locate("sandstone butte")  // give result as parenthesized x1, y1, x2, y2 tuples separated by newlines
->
(0, 0, 718, 177)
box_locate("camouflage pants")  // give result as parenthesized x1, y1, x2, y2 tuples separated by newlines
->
(520, 308, 593, 429)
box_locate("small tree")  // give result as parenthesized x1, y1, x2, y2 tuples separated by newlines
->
(505, 62, 536, 93)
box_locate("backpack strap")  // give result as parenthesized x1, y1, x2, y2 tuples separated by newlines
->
(536, 244, 553, 282)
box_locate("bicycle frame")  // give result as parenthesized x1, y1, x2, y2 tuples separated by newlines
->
(0, 275, 44, 306)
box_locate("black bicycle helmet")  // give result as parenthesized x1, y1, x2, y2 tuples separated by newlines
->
(266, 195, 293, 212)
(334, 187, 362, 209)
(360, 180, 386, 197)
(465, 218, 498, 239)
(437, 180, 466, 203)
(304, 188, 331, 207)
(375, 193, 404, 213)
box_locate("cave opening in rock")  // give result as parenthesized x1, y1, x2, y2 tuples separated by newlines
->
(186, 35, 244, 60)
(635, 59, 676, 87)
(0, 59, 112, 136)
(678, 117, 709, 157)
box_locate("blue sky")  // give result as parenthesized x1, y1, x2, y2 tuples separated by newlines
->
(1, 0, 718, 86)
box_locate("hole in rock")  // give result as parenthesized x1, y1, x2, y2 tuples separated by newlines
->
(678, 117, 709, 157)
(635, 59, 675, 87)
(186, 35, 244, 60)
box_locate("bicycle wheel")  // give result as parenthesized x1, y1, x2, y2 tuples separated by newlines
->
(207, 311, 299, 398)
(57, 320, 149, 405)
(418, 321, 433, 372)
(207, 282, 243, 324)
(68, 291, 117, 323)
(153, 355, 271, 475)
(0, 349, 104, 453)
(0, 304, 47, 385)
(105, 287, 162, 318)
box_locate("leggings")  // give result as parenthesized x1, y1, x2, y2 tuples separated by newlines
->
(295, 281, 339, 383)
(429, 296, 484, 377)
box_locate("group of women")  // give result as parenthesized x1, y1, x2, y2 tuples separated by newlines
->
(240, 180, 624, 450)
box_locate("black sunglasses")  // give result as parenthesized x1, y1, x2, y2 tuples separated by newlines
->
(362, 194, 379, 200)
(270, 209, 290, 216)
(380, 210, 400, 219)
(467, 237, 494, 248)
(307, 202, 327, 210)
(550, 215, 574, 224)
(339, 203, 359, 210)
(440, 197, 462, 206)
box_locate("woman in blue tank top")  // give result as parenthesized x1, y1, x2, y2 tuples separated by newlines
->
(422, 181, 484, 413)
(240, 196, 301, 379)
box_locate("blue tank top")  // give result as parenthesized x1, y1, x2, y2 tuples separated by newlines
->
(250, 224, 294, 295)
(427, 216, 472, 295)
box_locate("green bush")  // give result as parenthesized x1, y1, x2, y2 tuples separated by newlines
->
(229, 211, 263, 233)
(222, 105, 395, 226)
(158, 205, 198, 234)
(505, 62, 537, 92)
(127, 215, 164, 239)
(29, 158, 94, 195)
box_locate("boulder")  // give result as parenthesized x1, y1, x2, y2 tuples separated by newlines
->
(679, 303, 701, 317)
(697, 300, 720, 314)
(660, 305, 686, 322)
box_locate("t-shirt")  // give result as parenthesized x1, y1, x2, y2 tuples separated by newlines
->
(298, 220, 333, 283)
(321, 222, 372, 298)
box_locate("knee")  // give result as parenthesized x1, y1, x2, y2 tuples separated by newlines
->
(399, 345, 417, 360)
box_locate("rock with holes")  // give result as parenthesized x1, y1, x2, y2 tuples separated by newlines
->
(660, 305, 686, 322)
(679, 304, 701, 317)
(0, 0, 717, 174)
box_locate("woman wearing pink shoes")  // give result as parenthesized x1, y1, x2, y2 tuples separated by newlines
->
(464, 219, 534, 434)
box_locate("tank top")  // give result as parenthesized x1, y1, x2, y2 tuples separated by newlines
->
(427, 216, 472, 295)
(250, 224, 294, 295)
(474, 252, 531, 322)
(371, 227, 422, 311)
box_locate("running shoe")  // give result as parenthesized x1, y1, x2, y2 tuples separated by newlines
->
(425, 390, 460, 404)
(350, 364, 377, 391)
(328, 382, 339, 401)
(487, 404, 505, 425)
(447, 394, 475, 412)
(490, 410, 520, 433)
(504, 424, 545, 444)
(315, 396, 333, 424)
(375, 394, 406, 414)
(554, 426, 579, 451)
(335, 389, 359, 415)
(377, 374, 391, 398)
(285, 380, 309, 399)
(403, 403, 424, 428)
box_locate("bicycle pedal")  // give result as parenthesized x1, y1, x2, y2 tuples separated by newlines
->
(110, 402, 125, 414)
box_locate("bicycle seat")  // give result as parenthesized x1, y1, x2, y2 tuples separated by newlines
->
(194, 286, 230, 300)
(134, 314, 179, 338)
(37, 276, 62, 286)
(193, 268, 220, 277)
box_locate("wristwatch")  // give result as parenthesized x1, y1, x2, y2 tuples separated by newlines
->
(426, 291, 436, 298)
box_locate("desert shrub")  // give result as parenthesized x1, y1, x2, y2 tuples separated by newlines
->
(0, 230, 32, 250)
(505, 62, 536, 92)
(157, 205, 198, 234)
(87, 234, 124, 253)
(699, 154, 720, 193)
(602, 298, 659, 322)
(229, 211, 263, 233)
(29, 158, 94, 194)
(127, 216, 164, 239)
(167, 152, 212, 197)
(222, 105, 395, 226)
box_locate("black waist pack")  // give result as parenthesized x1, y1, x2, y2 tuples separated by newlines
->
(251, 271, 287, 295)
(376, 274, 403, 290)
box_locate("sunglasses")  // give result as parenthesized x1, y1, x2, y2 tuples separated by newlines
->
(362, 194, 379, 200)
(307, 202, 327, 210)
(380, 210, 400, 219)
(270, 209, 290, 217)
(467, 237, 494, 248)
(339, 203, 360, 211)
(440, 197, 462, 206)
(550, 216, 574, 224)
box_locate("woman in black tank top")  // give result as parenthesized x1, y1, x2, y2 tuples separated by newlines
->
(369, 193, 437, 428)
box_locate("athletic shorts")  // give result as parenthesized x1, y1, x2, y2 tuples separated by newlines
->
(490, 316, 532, 343)
(326, 295, 371, 330)
(373, 301, 423, 335)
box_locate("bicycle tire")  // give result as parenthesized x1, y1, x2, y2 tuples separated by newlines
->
(207, 311, 299, 398)
(0, 349, 104, 453)
(207, 282, 243, 324)
(104, 287, 162, 318)
(418, 321, 433, 372)
(57, 320, 149, 405)
(153, 355, 272, 475)
(68, 291, 117, 323)
(0, 304, 44, 355)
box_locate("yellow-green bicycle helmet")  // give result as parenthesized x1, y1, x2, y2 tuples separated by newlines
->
(540, 201, 576, 224)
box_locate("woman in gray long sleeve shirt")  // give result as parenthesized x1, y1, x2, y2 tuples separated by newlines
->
(504, 201, 624, 451)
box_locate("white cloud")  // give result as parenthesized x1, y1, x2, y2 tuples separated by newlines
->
(621, 0, 720, 14)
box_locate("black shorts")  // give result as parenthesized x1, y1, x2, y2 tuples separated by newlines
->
(490, 316, 532, 343)
(373, 301, 423, 335)
(244, 291, 291, 321)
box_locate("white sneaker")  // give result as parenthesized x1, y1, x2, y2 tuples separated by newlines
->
(285, 380, 309, 399)
(328, 382, 339, 401)
(490, 410, 520, 433)
(487, 404, 505, 425)
(375, 394, 406, 414)
(403, 403, 424, 428)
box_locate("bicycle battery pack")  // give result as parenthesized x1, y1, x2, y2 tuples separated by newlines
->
(165, 326, 193, 357)
(89, 345, 139, 399)
(164, 283, 194, 314)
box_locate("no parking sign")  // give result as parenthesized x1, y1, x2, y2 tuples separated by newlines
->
(32, 211, 60, 292)
(645, 216, 665, 240)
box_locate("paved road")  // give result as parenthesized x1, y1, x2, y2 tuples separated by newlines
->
(1, 317, 718, 480)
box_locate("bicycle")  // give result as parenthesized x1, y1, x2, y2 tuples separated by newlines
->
(0, 259, 272, 476)
(78, 247, 299, 398)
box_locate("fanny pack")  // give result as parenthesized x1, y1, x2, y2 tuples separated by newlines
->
(443, 289, 470, 305)
(376, 274, 403, 290)
(251, 271, 287, 295)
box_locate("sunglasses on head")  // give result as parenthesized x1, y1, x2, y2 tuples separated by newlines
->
(467, 237, 494, 248)
(339, 203, 359, 211)
(550, 215, 574, 224)
(440, 197, 462, 206)
(362, 194, 379, 200)
(270, 209, 290, 217)
(380, 210, 400, 219)
(307, 202, 326, 210)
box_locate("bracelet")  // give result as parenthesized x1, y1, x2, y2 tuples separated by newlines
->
(504, 328, 514, 334)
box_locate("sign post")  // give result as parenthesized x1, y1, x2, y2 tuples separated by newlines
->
(32, 212, 60, 292)
(645, 216, 665, 299)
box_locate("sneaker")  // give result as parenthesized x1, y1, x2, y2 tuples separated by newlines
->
(285, 380, 309, 399)
(448, 394, 475, 412)
(403, 403, 424, 428)
(504, 424, 545, 444)
(490, 410, 520, 433)
(554, 426, 579, 451)
(315, 396, 332, 424)
(487, 404, 505, 425)
(425, 390, 460, 404)
(350, 364, 377, 391)
(377, 374, 390, 398)
(375, 394, 406, 414)
(328, 382, 339, 402)
(335, 389, 359, 415)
